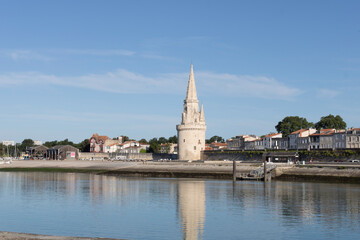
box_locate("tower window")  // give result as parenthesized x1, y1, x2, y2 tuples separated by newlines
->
(184, 139, 185, 142)
(194, 146, 196, 150)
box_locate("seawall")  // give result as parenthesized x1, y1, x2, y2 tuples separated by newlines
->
(1, 160, 360, 183)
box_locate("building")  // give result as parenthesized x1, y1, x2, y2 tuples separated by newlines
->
(309, 129, 336, 150)
(27, 145, 48, 159)
(2, 140, 15, 146)
(227, 135, 259, 150)
(103, 137, 124, 153)
(208, 142, 227, 151)
(262, 133, 282, 149)
(159, 143, 178, 154)
(334, 128, 360, 149)
(176, 65, 206, 161)
(90, 134, 110, 153)
(46, 145, 79, 160)
(254, 139, 264, 150)
(33, 140, 43, 146)
(289, 128, 316, 150)
(272, 137, 289, 150)
(346, 128, 360, 149)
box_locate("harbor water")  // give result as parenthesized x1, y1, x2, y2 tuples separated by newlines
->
(0, 172, 359, 240)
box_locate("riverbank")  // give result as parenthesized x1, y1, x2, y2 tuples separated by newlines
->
(0, 231, 122, 240)
(1, 160, 360, 183)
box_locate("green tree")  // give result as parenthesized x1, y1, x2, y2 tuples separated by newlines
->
(148, 138, 160, 153)
(44, 140, 59, 148)
(77, 139, 90, 152)
(206, 135, 225, 144)
(122, 136, 130, 142)
(139, 138, 148, 144)
(275, 116, 314, 137)
(58, 138, 75, 146)
(20, 139, 34, 152)
(158, 137, 167, 144)
(168, 135, 178, 144)
(0, 143, 5, 156)
(315, 114, 347, 130)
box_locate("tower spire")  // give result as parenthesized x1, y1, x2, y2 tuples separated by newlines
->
(185, 64, 198, 102)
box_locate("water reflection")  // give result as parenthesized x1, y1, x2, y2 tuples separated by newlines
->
(177, 180, 205, 240)
(231, 181, 360, 229)
(0, 172, 359, 239)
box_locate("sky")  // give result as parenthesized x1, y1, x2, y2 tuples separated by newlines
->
(0, 0, 359, 143)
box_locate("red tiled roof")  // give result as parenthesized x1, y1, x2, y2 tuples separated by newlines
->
(90, 133, 110, 143)
(290, 129, 307, 135)
(211, 142, 227, 146)
(264, 133, 281, 138)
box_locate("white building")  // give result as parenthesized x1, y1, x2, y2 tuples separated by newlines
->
(2, 140, 15, 146)
(176, 65, 206, 161)
(33, 140, 43, 146)
(262, 133, 282, 149)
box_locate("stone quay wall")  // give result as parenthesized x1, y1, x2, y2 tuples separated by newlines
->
(202, 149, 360, 162)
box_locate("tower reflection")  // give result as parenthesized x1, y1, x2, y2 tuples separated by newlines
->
(177, 180, 206, 240)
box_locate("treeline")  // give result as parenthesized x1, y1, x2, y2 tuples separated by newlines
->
(276, 114, 347, 137)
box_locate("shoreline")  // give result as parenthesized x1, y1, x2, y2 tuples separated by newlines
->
(0, 231, 122, 240)
(1, 160, 360, 183)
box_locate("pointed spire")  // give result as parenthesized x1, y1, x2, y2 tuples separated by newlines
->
(200, 104, 205, 122)
(185, 64, 198, 101)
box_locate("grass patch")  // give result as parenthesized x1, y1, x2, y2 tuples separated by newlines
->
(337, 166, 346, 170)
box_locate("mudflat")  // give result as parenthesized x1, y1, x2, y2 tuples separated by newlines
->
(0, 231, 122, 240)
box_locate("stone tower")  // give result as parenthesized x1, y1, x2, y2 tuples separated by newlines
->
(176, 64, 206, 161)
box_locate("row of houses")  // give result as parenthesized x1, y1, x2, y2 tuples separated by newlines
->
(227, 128, 360, 151)
(90, 133, 150, 154)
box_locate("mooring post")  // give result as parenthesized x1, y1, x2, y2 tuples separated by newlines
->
(233, 159, 237, 182)
(263, 151, 267, 182)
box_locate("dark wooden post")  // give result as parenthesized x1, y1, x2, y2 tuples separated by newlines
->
(233, 159, 237, 181)
(263, 151, 267, 182)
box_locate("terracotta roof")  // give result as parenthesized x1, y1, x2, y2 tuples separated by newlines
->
(320, 129, 335, 132)
(90, 133, 110, 143)
(264, 133, 281, 138)
(290, 129, 307, 135)
(211, 142, 227, 146)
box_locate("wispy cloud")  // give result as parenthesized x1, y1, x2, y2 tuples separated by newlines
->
(196, 72, 302, 100)
(0, 69, 301, 100)
(59, 49, 135, 56)
(317, 89, 340, 99)
(2, 111, 177, 124)
(0, 49, 53, 61)
(0, 48, 135, 61)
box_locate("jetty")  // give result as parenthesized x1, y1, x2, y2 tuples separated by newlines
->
(237, 162, 277, 181)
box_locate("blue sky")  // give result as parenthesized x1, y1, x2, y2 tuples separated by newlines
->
(0, 0, 359, 143)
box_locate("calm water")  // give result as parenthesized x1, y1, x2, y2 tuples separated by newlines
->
(0, 172, 360, 240)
